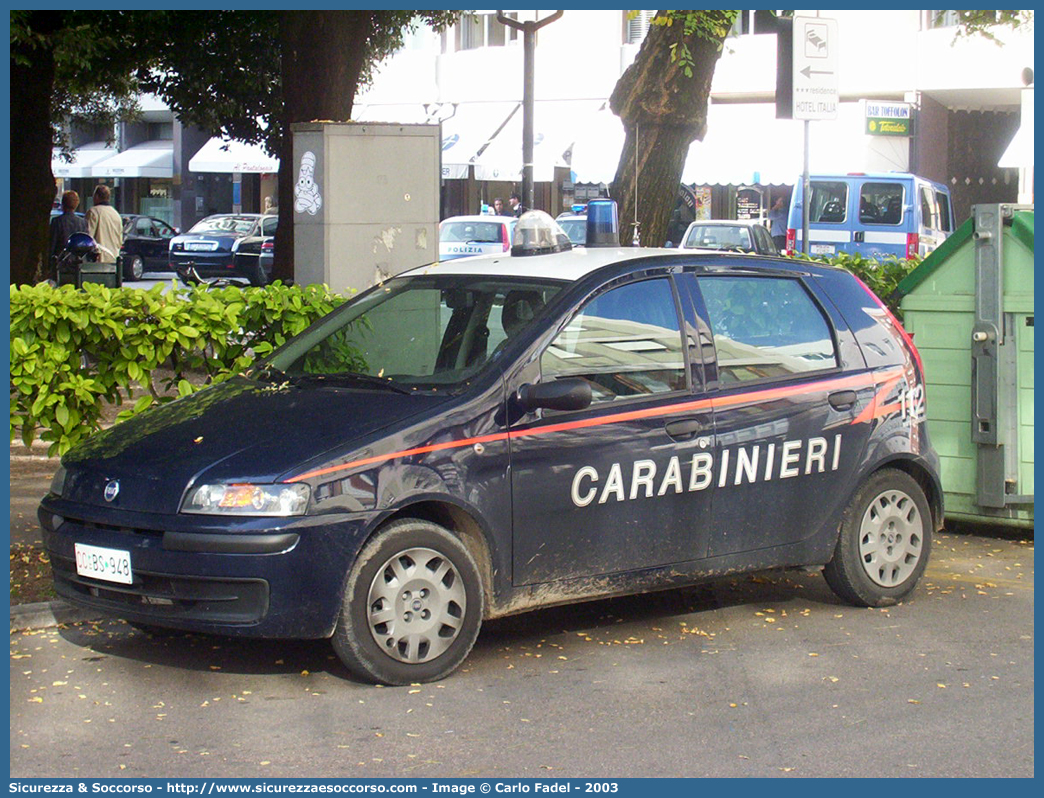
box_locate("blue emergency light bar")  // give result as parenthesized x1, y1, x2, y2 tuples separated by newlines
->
(585, 199, 619, 247)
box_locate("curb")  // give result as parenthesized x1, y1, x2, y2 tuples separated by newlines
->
(10, 599, 102, 632)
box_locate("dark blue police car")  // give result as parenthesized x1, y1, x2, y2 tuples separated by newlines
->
(40, 207, 941, 685)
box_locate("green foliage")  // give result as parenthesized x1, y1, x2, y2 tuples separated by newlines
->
(788, 250, 920, 317)
(9, 282, 347, 456)
(647, 9, 740, 70)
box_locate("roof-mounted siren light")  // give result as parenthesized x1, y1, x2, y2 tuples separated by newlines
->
(585, 198, 619, 247)
(511, 211, 573, 256)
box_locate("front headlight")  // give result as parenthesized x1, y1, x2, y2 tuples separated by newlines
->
(181, 482, 310, 517)
(49, 465, 67, 498)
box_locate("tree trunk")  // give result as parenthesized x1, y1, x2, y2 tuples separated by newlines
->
(609, 12, 731, 247)
(272, 10, 374, 284)
(11, 14, 61, 284)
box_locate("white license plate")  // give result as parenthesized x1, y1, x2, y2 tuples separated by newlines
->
(811, 243, 836, 255)
(185, 241, 215, 251)
(74, 543, 133, 585)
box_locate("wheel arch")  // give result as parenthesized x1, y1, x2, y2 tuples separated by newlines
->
(867, 457, 944, 532)
(374, 499, 497, 617)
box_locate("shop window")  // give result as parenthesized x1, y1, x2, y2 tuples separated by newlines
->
(452, 12, 518, 52)
(625, 10, 655, 44)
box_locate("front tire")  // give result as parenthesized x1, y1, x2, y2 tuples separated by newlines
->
(823, 469, 932, 607)
(332, 519, 484, 685)
(124, 254, 144, 281)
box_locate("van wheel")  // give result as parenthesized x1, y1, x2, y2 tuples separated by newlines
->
(332, 519, 483, 685)
(823, 469, 932, 607)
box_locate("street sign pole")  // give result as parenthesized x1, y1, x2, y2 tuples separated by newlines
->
(497, 10, 563, 211)
(803, 121, 810, 255)
(791, 15, 838, 256)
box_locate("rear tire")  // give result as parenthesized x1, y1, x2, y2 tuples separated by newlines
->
(332, 519, 483, 685)
(823, 469, 932, 607)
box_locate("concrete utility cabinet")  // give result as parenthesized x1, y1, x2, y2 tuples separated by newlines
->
(896, 204, 1034, 528)
(290, 122, 440, 292)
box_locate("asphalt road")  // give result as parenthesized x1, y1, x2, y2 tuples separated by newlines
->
(10, 528, 1033, 779)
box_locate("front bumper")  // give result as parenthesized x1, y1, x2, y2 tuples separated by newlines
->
(39, 496, 374, 639)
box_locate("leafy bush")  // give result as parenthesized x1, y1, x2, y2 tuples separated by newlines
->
(789, 250, 919, 317)
(10, 281, 347, 456)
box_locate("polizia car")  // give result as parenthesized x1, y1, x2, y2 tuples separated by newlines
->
(40, 208, 941, 685)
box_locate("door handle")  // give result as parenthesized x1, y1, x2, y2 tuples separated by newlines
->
(665, 418, 703, 440)
(829, 390, 858, 411)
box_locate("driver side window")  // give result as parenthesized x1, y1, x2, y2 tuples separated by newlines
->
(540, 278, 687, 405)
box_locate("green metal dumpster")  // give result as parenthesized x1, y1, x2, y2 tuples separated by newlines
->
(895, 203, 1033, 528)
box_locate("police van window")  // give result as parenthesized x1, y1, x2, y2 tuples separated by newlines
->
(935, 189, 952, 232)
(697, 276, 837, 384)
(810, 181, 847, 223)
(860, 182, 904, 225)
(540, 278, 686, 404)
(268, 275, 563, 391)
(440, 221, 505, 244)
(919, 186, 938, 229)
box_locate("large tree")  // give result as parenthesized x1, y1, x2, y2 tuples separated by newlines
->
(10, 10, 459, 285)
(10, 11, 145, 284)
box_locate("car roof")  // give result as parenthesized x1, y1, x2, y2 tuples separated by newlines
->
(407, 247, 683, 282)
(441, 215, 515, 224)
(685, 219, 762, 227)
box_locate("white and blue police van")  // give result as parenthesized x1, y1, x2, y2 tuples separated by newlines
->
(40, 203, 942, 685)
(786, 172, 956, 260)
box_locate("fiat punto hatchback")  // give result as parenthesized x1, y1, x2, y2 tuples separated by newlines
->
(41, 211, 941, 685)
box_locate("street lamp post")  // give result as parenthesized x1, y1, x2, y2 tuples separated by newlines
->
(496, 10, 563, 211)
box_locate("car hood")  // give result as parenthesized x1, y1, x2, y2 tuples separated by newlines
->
(61, 377, 451, 514)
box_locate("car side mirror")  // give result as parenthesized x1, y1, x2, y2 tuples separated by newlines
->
(518, 378, 592, 412)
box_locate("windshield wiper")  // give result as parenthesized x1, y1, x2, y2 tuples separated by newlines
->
(289, 372, 413, 394)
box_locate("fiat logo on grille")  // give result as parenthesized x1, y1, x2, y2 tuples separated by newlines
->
(103, 480, 120, 502)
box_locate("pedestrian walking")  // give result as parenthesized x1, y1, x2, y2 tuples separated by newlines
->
(48, 190, 87, 277)
(85, 184, 123, 263)
(768, 195, 788, 251)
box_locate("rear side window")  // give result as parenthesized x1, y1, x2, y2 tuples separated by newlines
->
(262, 217, 279, 236)
(810, 181, 847, 223)
(541, 278, 687, 404)
(697, 275, 837, 384)
(860, 182, 904, 225)
(935, 190, 952, 232)
(919, 187, 938, 230)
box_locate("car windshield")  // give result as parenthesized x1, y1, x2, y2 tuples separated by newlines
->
(440, 221, 506, 244)
(262, 274, 565, 392)
(684, 225, 753, 251)
(189, 216, 258, 235)
(558, 219, 587, 245)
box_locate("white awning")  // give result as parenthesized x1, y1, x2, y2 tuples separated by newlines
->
(189, 137, 279, 173)
(51, 142, 117, 178)
(352, 103, 432, 124)
(569, 104, 625, 185)
(91, 141, 173, 178)
(440, 102, 520, 180)
(474, 99, 603, 182)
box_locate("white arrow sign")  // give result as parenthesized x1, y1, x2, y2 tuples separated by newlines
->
(792, 16, 839, 121)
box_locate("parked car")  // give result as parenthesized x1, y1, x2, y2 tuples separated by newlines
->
(120, 214, 179, 281)
(555, 214, 587, 246)
(169, 214, 273, 286)
(40, 214, 940, 685)
(231, 215, 278, 286)
(439, 215, 516, 260)
(678, 219, 779, 255)
(786, 172, 955, 259)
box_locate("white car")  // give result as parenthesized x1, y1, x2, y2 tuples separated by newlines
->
(677, 219, 779, 255)
(439, 215, 517, 260)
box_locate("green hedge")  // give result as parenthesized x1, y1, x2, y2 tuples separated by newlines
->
(10, 281, 347, 456)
